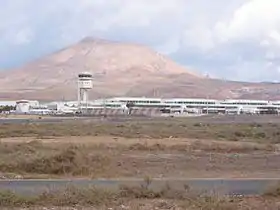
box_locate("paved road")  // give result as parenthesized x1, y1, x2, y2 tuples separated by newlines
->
(1, 178, 279, 196)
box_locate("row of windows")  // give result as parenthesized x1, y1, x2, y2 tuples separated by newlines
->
(78, 74, 92, 78)
(169, 101, 270, 105)
(108, 100, 280, 106)
(166, 102, 272, 106)
(221, 102, 268, 105)
(79, 81, 92, 86)
(104, 104, 122, 107)
(166, 101, 216, 105)
(119, 100, 161, 104)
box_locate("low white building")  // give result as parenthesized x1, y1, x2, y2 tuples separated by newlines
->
(0, 101, 17, 107)
(29, 107, 52, 115)
(15, 100, 30, 114)
(46, 102, 78, 114)
(15, 100, 41, 114)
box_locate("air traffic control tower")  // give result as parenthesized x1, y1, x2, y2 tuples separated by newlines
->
(77, 72, 93, 108)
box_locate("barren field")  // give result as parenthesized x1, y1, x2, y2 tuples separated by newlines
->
(0, 136, 279, 179)
(1, 116, 280, 209)
(0, 116, 280, 179)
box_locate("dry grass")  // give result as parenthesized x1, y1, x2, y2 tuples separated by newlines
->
(1, 119, 280, 143)
(263, 182, 280, 197)
(170, 140, 277, 153)
(0, 186, 115, 207)
(0, 118, 279, 179)
(0, 183, 279, 209)
(0, 142, 110, 177)
(128, 141, 277, 153)
(0, 138, 278, 179)
(0, 184, 244, 209)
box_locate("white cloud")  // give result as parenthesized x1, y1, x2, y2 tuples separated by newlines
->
(182, 27, 215, 52)
(218, 0, 280, 41)
(13, 28, 33, 45)
(269, 30, 280, 46)
(1, 0, 280, 82)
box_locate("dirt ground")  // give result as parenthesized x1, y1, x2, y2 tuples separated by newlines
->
(1, 117, 280, 209)
(2, 197, 280, 210)
(1, 136, 280, 179)
(1, 116, 280, 178)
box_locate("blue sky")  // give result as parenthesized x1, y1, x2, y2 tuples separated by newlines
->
(1, 0, 280, 82)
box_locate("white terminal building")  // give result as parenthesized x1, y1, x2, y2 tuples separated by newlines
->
(2, 72, 280, 115)
(8, 97, 280, 116)
(89, 97, 280, 115)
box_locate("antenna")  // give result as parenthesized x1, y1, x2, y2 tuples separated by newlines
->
(204, 72, 210, 78)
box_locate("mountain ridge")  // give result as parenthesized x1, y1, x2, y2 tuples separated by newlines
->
(1, 38, 280, 101)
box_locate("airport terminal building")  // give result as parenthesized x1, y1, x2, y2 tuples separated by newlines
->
(1, 97, 280, 116)
(1, 72, 280, 116)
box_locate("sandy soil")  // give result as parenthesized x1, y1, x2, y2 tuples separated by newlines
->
(2, 197, 280, 210)
(1, 135, 277, 147)
(1, 136, 280, 179)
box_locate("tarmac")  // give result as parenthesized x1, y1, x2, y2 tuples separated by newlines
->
(2, 114, 280, 125)
(1, 178, 279, 196)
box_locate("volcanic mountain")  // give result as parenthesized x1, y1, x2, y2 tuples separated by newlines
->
(1, 38, 280, 101)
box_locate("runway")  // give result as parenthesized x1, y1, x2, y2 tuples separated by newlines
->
(2, 114, 280, 125)
(1, 178, 279, 196)
(0, 115, 157, 124)
(0, 116, 93, 124)
(0, 118, 65, 124)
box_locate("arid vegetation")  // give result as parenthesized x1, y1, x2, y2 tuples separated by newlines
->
(0, 182, 280, 209)
(0, 135, 279, 179)
(1, 117, 280, 143)
(1, 116, 280, 208)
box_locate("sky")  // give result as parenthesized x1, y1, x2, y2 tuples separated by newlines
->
(1, 0, 280, 82)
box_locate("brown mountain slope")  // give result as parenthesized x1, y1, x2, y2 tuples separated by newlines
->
(1, 38, 280, 101)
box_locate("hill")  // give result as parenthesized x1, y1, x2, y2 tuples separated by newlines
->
(0, 38, 280, 101)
